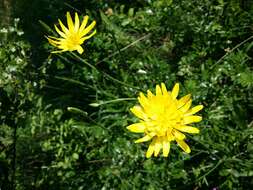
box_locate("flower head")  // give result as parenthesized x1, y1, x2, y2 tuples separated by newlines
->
(47, 12, 96, 54)
(127, 83, 203, 158)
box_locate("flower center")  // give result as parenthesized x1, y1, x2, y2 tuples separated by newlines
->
(145, 101, 183, 137)
(67, 32, 81, 46)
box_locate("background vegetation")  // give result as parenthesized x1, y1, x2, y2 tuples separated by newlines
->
(1, 0, 253, 189)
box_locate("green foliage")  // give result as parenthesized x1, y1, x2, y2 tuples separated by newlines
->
(1, 0, 253, 189)
(0, 18, 33, 189)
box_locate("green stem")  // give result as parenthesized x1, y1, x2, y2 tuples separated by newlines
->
(195, 159, 223, 182)
(69, 52, 140, 90)
(211, 35, 253, 70)
(90, 98, 136, 107)
(54, 76, 96, 90)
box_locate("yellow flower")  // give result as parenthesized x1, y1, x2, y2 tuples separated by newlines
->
(127, 83, 203, 158)
(47, 12, 96, 54)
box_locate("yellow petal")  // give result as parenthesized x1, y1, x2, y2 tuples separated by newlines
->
(146, 140, 156, 158)
(79, 15, 89, 32)
(147, 90, 154, 99)
(74, 12, 80, 32)
(175, 126, 200, 133)
(76, 45, 84, 54)
(177, 94, 191, 108)
(135, 134, 153, 143)
(171, 83, 179, 99)
(80, 30, 96, 42)
(176, 139, 191, 153)
(66, 12, 74, 31)
(161, 83, 168, 95)
(54, 25, 66, 38)
(179, 99, 192, 113)
(130, 106, 147, 120)
(138, 92, 148, 108)
(162, 139, 170, 157)
(183, 116, 202, 124)
(167, 131, 175, 141)
(156, 84, 162, 96)
(185, 105, 204, 116)
(80, 20, 96, 37)
(58, 19, 69, 34)
(47, 35, 61, 40)
(47, 37, 60, 46)
(51, 49, 67, 53)
(127, 123, 146, 133)
(173, 130, 186, 140)
(154, 138, 162, 157)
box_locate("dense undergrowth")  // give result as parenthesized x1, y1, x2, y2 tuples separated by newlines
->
(1, 0, 253, 189)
